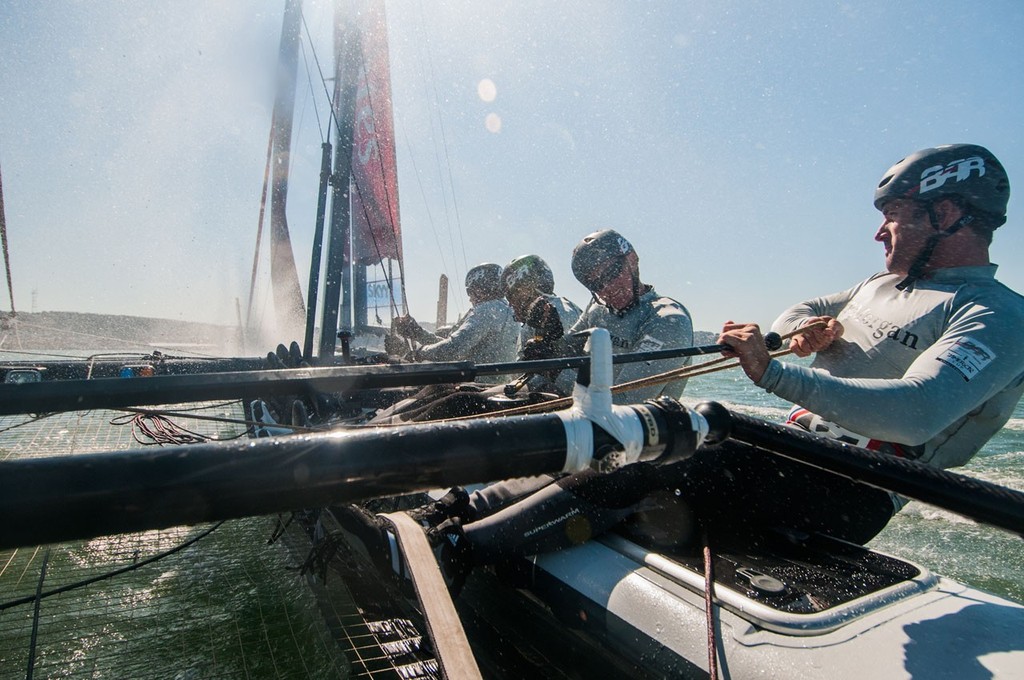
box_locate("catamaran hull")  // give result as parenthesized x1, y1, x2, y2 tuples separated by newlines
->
(515, 535, 1024, 679)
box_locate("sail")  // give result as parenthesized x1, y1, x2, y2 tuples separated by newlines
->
(349, 0, 402, 266)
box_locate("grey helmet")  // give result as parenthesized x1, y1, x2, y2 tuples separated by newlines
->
(873, 144, 1010, 224)
(571, 229, 635, 291)
(465, 263, 504, 300)
(875, 145, 1011, 291)
(501, 255, 555, 297)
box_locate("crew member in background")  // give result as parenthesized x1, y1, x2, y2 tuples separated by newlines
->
(719, 143, 1024, 541)
(567, 229, 694, 402)
(392, 263, 519, 371)
(500, 254, 582, 396)
(368, 263, 521, 422)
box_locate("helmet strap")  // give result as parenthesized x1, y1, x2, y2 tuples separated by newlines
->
(895, 206, 975, 291)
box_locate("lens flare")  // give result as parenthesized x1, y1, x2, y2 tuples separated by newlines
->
(477, 78, 497, 102)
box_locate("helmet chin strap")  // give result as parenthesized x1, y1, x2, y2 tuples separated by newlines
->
(895, 206, 975, 292)
(604, 274, 647, 317)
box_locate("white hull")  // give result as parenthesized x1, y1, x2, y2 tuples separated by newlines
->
(526, 534, 1024, 678)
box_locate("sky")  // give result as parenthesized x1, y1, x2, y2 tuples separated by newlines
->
(1, 0, 1022, 344)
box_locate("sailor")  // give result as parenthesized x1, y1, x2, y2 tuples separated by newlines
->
(500, 254, 583, 395)
(719, 143, 1024, 538)
(567, 229, 694, 402)
(392, 262, 519, 370)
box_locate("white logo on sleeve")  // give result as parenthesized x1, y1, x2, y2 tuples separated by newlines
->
(936, 337, 996, 382)
(636, 335, 665, 352)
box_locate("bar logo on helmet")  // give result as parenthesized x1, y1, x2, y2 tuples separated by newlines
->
(920, 156, 985, 195)
(506, 266, 530, 288)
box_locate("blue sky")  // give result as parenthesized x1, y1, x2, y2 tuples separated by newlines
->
(1, 0, 1022, 341)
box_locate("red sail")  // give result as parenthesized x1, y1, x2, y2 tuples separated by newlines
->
(350, 0, 402, 265)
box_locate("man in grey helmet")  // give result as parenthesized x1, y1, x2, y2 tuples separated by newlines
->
(500, 254, 583, 395)
(393, 263, 519, 368)
(720, 143, 1024, 534)
(567, 229, 694, 402)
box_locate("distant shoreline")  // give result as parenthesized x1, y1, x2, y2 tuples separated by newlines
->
(0, 311, 238, 353)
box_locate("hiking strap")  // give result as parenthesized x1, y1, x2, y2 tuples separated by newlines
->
(381, 512, 482, 680)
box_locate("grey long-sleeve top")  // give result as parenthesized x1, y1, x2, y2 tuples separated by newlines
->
(762, 265, 1024, 469)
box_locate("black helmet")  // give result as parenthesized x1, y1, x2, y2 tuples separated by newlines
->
(571, 229, 635, 291)
(501, 255, 555, 297)
(873, 144, 1010, 222)
(465, 263, 503, 300)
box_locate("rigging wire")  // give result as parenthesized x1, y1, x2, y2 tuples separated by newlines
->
(25, 547, 49, 680)
(0, 161, 16, 317)
(395, 0, 468, 315)
(416, 1, 469, 282)
(245, 129, 275, 330)
(299, 38, 327, 144)
(300, 9, 339, 138)
(0, 412, 56, 438)
(0, 523, 224, 613)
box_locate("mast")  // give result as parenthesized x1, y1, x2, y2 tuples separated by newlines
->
(302, 142, 333, 360)
(319, 1, 361, 358)
(267, 0, 307, 341)
(319, 0, 404, 358)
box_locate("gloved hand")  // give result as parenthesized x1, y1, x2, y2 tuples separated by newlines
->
(524, 296, 564, 342)
(393, 314, 425, 340)
(265, 340, 309, 369)
(521, 336, 556, 361)
(262, 340, 340, 426)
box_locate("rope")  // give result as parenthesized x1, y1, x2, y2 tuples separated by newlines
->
(109, 411, 227, 446)
(114, 405, 320, 435)
(404, 326, 815, 424)
(702, 529, 719, 680)
(110, 401, 266, 444)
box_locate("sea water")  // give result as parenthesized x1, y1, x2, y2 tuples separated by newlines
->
(679, 362, 1024, 603)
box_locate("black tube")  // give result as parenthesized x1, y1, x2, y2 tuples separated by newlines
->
(0, 362, 476, 415)
(0, 397, 699, 550)
(698, 404, 1024, 537)
(0, 341, 752, 416)
(0, 413, 572, 549)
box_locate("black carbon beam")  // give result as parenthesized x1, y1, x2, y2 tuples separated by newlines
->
(0, 340, 757, 416)
(0, 413, 571, 549)
(0, 398, 703, 550)
(695, 402, 1024, 538)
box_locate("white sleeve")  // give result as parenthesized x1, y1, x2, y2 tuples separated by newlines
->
(759, 300, 1024, 446)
